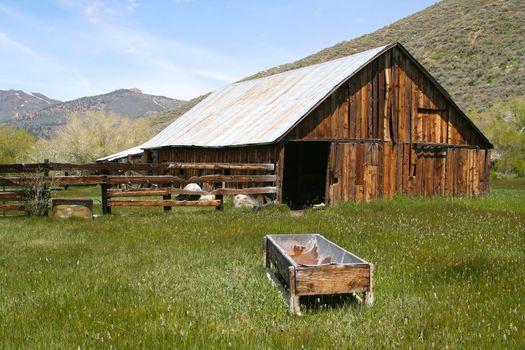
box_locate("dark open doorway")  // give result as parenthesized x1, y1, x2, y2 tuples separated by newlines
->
(282, 141, 330, 209)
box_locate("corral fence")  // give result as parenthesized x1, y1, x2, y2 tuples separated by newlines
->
(0, 161, 277, 216)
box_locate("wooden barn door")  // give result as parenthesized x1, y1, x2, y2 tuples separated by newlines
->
(414, 148, 447, 196)
(282, 141, 330, 209)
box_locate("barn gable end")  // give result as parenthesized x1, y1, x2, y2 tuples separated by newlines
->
(283, 45, 490, 148)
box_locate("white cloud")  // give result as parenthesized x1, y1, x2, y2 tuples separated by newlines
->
(127, 0, 139, 11)
(83, 1, 115, 23)
(0, 31, 40, 59)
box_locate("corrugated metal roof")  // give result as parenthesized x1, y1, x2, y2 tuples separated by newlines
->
(142, 44, 391, 149)
(96, 145, 144, 162)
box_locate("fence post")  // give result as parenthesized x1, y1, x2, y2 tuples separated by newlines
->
(101, 184, 111, 215)
(215, 195, 224, 211)
(163, 193, 172, 212)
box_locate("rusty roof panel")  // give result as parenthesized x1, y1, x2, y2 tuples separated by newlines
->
(142, 45, 390, 149)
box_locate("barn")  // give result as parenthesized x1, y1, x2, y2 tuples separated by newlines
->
(140, 43, 492, 208)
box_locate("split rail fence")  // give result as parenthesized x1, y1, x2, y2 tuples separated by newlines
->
(0, 161, 276, 216)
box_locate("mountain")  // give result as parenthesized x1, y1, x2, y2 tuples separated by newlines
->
(0, 90, 60, 122)
(11, 88, 184, 137)
(246, 0, 524, 113)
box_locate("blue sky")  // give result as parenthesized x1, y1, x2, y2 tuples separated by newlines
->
(0, 0, 437, 101)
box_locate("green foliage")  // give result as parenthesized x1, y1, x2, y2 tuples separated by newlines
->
(471, 96, 525, 176)
(0, 123, 35, 163)
(0, 181, 523, 348)
(29, 112, 154, 163)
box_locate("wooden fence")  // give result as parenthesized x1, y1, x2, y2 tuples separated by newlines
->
(0, 161, 276, 216)
(0, 189, 27, 215)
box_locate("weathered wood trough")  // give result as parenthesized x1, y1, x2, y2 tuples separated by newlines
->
(263, 234, 374, 314)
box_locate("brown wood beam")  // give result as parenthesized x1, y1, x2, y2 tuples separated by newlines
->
(107, 199, 221, 207)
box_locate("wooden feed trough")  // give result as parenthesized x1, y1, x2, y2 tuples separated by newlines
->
(263, 234, 374, 314)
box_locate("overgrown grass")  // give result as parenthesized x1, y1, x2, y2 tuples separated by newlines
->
(0, 180, 523, 348)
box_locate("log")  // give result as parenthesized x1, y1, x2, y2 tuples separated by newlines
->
(0, 192, 23, 200)
(212, 186, 277, 195)
(167, 162, 275, 171)
(0, 161, 275, 173)
(187, 174, 276, 183)
(1, 174, 276, 186)
(108, 189, 210, 197)
(0, 204, 26, 212)
(107, 199, 221, 207)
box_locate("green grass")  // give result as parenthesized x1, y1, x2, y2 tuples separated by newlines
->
(1, 180, 524, 348)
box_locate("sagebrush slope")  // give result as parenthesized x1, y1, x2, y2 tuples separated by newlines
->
(247, 0, 524, 112)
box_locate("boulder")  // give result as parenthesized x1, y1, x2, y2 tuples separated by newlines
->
(176, 183, 202, 201)
(199, 194, 216, 202)
(233, 194, 260, 208)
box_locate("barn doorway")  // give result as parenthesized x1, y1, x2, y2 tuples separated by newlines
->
(282, 141, 330, 209)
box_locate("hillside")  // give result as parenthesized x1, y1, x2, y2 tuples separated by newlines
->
(0, 90, 60, 122)
(11, 88, 184, 137)
(150, 93, 209, 132)
(247, 0, 524, 113)
(157, 0, 524, 129)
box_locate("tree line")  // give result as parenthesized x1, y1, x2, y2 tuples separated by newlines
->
(0, 112, 153, 164)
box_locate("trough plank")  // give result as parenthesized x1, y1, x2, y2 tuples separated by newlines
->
(294, 264, 370, 296)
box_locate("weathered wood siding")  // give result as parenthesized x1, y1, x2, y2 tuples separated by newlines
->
(286, 46, 490, 204)
(155, 145, 280, 174)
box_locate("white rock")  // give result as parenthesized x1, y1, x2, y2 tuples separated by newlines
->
(183, 183, 202, 192)
(234, 194, 259, 208)
(199, 194, 215, 202)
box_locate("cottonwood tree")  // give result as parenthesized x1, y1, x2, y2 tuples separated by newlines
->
(471, 96, 525, 176)
(0, 124, 35, 163)
(30, 112, 154, 163)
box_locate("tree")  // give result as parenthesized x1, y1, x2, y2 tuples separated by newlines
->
(30, 112, 154, 163)
(0, 124, 35, 163)
(471, 96, 525, 176)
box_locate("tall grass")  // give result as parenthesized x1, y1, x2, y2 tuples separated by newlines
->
(0, 180, 523, 348)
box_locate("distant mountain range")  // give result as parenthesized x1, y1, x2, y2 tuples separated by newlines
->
(0, 90, 61, 122)
(2, 88, 184, 137)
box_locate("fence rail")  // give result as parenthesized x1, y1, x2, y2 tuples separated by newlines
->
(0, 161, 277, 216)
(0, 161, 275, 173)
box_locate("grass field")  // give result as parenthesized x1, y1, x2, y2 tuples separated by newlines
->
(1, 180, 524, 349)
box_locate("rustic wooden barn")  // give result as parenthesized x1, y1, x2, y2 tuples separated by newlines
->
(141, 43, 492, 208)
